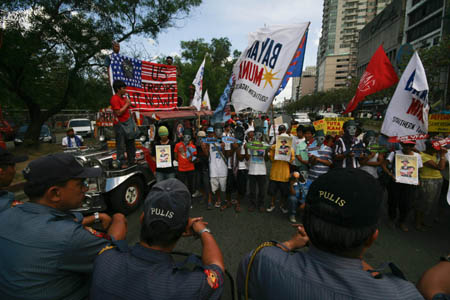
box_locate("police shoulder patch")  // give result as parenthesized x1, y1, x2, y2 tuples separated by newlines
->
(98, 245, 116, 255)
(204, 269, 220, 289)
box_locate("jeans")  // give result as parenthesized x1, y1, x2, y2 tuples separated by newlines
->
(248, 175, 266, 208)
(289, 195, 301, 216)
(177, 170, 195, 195)
(155, 171, 176, 183)
(114, 123, 135, 164)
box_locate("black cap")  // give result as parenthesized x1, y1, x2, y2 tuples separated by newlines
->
(278, 124, 286, 131)
(22, 153, 101, 185)
(143, 178, 191, 229)
(0, 148, 28, 165)
(306, 168, 382, 228)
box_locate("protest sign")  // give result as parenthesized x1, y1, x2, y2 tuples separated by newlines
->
(428, 114, 450, 132)
(155, 145, 172, 168)
(395, 154, 419, 185)
(274, 135, 293, 161)
(313, 119, 326, 132)
(231, 23, 309, 112)
(313, 117, 353, 135)
(381, 52, 429, 137)
(109, 53, 177, 111)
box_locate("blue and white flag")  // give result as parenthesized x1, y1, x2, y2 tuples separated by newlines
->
(211, 76, 234, 124)
(275, 29, 308, 96)
(191, 58, 206, 111)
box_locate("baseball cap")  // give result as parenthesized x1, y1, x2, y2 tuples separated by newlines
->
(158, 126, 169, 137)
(278, 124, 286, 131)
(343, 120, 357, 128)
(22, 153, 101, 186)
(143, 178, 191, 229)
(306, 168, 382, 228)
(197, 131, 206, 137)
(206, 127, 214, 133)
(401, 140, 416, 145)
(0, 148, 28, 165)
(201, 120, 208, 125)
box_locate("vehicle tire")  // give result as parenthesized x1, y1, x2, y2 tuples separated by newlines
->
(109, 176, 144, 215)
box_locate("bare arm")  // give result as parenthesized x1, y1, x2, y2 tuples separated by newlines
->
(417, 258, 450, 300)
(106, 213, 128, 241)
(192, 220, 225, 272)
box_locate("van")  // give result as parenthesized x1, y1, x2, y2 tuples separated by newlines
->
(67, 118, 93, 137)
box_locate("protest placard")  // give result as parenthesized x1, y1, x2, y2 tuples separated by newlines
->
(395, 154, 419, 185)
(274, 135, 292, 161)
(155, 145, 172, 168)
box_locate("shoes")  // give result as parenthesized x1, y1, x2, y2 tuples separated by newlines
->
(214, 201, 221, 208)
(266, 205, 275, 213)
(192, 190, 202, 197)
(231, 199, 238, 205)
(280, 206, 288, 214)
(220, 202, 232, 211)
(289, 215, 297, 223)
(399, 223, 409, 232)
(259, 206, 265, 213)
(207, 203, 213, 210)
(248, 205, 256, 212)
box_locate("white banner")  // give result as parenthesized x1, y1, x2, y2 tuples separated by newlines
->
(202, 90, 211, 110)
(231, 23, 309, 112)
(191, 58, 206, 111)
(381, 52, 429, 138)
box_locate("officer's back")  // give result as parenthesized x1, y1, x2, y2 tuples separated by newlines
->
(237, 168, 425, 300)
(90, 178, 225, 300)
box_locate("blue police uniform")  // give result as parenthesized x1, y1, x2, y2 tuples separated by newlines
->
(90, 243, 224, 300)
(0, 190, 14, 212)
(0, 202, 111, 300)
(237, 245, 424, 300)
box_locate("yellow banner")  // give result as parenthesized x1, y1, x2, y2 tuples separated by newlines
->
(429, 114, 450, 133)
(313, 117, 354, 135)
(313, 119, 326, 132)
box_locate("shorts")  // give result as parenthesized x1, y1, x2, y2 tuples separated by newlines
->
(267, 180, 289, 198)
(211, 176, 227, 193)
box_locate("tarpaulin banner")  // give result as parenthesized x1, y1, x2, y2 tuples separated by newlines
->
(428, 114, 450, 132)
(231, 22, 309, 112)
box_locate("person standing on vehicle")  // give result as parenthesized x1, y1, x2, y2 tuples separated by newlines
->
(151, 126, 176, 182)
(90, 178, 225, 300)
(0, 148, 27, 212)
(110, 79, 136, 168)
(62, 128, 84, 148)
(0, 153, 128, 300)
(175, 128, 197, 197)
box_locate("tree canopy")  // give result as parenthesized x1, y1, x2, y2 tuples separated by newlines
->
(0, 0, 201, 144)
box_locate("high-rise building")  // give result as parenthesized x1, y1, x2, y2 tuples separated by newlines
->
(292, 66, 317, 100)
(316, 0, 393, 92)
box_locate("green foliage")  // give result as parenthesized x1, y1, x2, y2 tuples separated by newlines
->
(0, 0, 201, 144)
(170, 37, 240, 108)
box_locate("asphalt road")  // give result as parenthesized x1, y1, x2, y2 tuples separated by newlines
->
(125, 186, 450, 299)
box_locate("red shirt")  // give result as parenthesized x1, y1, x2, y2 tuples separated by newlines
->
(110, 94, 130, 123)
(175, 142, 196, 172)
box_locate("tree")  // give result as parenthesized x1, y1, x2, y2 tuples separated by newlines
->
(0, 0, 201, 144)
(171, 37, 239, 108)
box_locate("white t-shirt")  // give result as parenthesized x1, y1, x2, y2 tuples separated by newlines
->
(209, 143, 228, 178)
(62, 135, 84, 147)
(227, 143, 248, 170)
(248, 147, 267, 175)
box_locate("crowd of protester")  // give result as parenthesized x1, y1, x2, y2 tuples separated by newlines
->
(0, 110, 449, 299)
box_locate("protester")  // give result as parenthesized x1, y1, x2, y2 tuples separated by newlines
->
(415, 140, 447, 231)
(0, 148, 27, 211)
(151, 126, 177, 182)
(61, 128, 84, 148)
(267, 125, 294, 214)
(90, 178, 224, 300)
(383, 140, 423, 232)
(293, 125, 309, 176)
(288, 171, 308, 223)
(359, 130, 384, 179)
(0, 153, 127, 300)
(110, 79, 136, 168)
(203, 126, 227, 209)
(174, 128, 197, 198)
(237, 168, 424, 299)
(334, 119, 360, 168)
(307, 130, 333, 182)
(303, 125, 315, 146)
(417, 254, 450, 300)
(195, 131, 212, 206)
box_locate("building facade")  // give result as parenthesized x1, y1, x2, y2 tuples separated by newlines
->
(316, 0, 394, 92)
(292, 66, 317, 100)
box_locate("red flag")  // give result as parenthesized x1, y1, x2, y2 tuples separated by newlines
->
(343, 45, 398, 114)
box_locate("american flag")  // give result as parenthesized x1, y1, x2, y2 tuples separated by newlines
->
(275, 29, 308, 96)
(109, 53, 178, 111)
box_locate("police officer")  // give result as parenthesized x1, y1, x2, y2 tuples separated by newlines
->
(0, 148, 27, 211)
(0, 153, 127, 300)
(90, 178, 225, 300)
(237, 168, 424, 300)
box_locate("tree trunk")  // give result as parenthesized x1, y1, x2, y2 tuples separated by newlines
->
(23, 102, 46, 146)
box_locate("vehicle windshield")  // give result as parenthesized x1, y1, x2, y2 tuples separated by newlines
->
(69, 120, 91, 127)
(17, 125, 50, 137)
(41, 125, 50, 135)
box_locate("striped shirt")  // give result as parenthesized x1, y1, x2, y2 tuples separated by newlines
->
(308, 142, 333, 181)
(335, 137, 361, 168)
(237, 245, 424, 300)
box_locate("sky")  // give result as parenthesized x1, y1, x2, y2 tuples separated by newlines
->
(126, 0, 324, 68)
